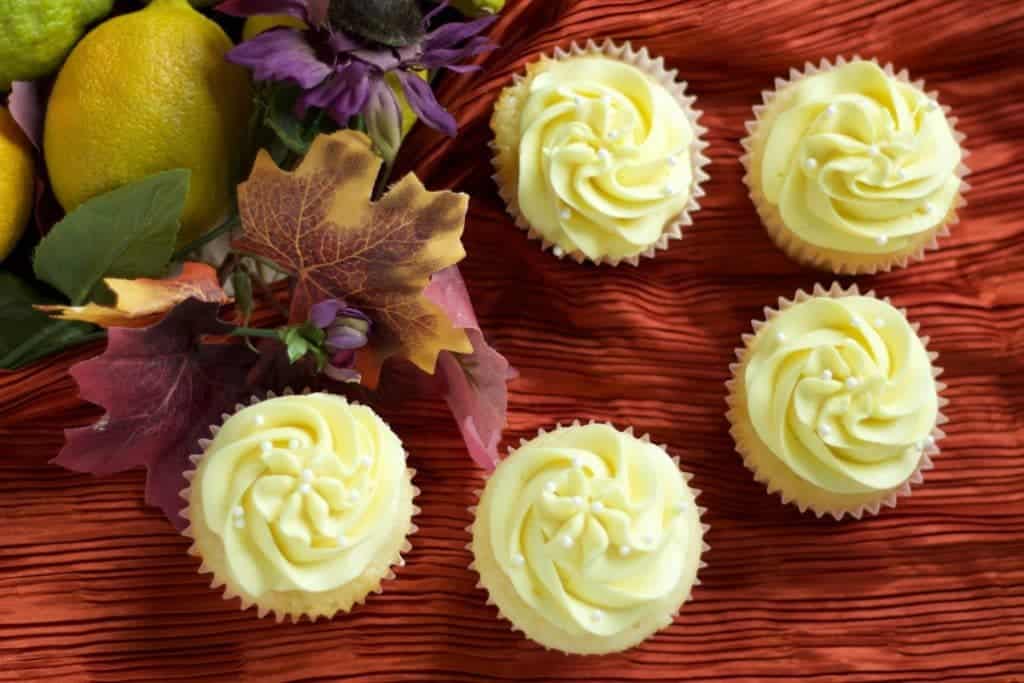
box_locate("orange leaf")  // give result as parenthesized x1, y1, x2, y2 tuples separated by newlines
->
(36, 262, 229, 328)
(232, 130, 472, 386)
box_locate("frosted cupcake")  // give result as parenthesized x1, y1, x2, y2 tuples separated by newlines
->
(470, 422, 707, 654)
(726, 283, 947, 519)
(491, 40, 710, 266)
(181, 392, 418, 621)
(742, 57, 969, 274)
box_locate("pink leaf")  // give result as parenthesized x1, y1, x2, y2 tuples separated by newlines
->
(54, 299, 315, 529)
(425, 266, 514, 470)
(9, 81, 42, 150)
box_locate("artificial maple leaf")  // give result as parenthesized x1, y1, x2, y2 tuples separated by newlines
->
(425, 266, 515, 470)
(36, 262, 229, 328)
(53, 298, 316, 529)
(233, 130, 472, 388)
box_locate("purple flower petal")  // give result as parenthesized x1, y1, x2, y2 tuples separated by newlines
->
(226, 29, 331, 89)
(422, 15, 498, 51)
(309, 299, 345, 328)
(325, 328, 368, 352)
(396, 69, 456, 137)
(299, 62, 372, 126)
(216, 0, 312, 22)
(324, 364, 360, 383)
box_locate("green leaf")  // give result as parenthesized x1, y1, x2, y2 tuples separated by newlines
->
(33, 169, 191, 305)
(263, 85, 331, 156)
(232, 268, 254, 327)
(0, 271, 103, 370)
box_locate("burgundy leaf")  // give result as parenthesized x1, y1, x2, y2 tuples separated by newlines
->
(54, 299, 316, 529)
(425, 266, 514, 470)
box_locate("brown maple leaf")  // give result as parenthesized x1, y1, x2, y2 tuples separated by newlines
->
(233, 130, 472, 387)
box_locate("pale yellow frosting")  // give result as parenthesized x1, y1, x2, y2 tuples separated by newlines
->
(514, 55, 694, 261)
(477, 423, 700, 641)
(744, 296, 937, 495)
(759, 60, 961, 254)
(192, 393, 407, 598)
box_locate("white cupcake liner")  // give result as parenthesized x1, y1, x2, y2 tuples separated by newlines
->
(740, 56, 971, 275)
(180, 388, 420, 623)
(491, 39, 711, 267)
(467, 420, 710, 654)
(725, 282, 949, 520)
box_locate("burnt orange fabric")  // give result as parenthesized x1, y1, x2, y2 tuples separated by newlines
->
(2, 0, 1024, 680)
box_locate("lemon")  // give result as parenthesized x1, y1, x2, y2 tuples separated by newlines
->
(242, 14, 307, 42)
(0, 0, 113, 91)
(0, 108, 34, 262)
(44, 0, 252, 246)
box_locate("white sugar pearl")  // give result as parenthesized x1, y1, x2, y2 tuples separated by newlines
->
(348, 490, 361, 503)
(552, 246, 565, 258)
(851, 316, 864, 328)
(874, 318, 885, 328)
(924, 435, 936, 448)
(819, 424, 832, 438)
(845, 377, 860, 390)
(232, 505, 244, 518)
(234, 518, 245, 529)
(299, 482, 312, 495)
(573, 496, 584, 506)
(926, 100, 938, 112)
(642, 534, 655, 546)
(663, 184, 676, 196)
(253, 415, 265, 426)
(875, 234, 889, 246)
(822, 369, 833, 382)
(289, 438, 300, 449)
(674, 500, 687, 514)
(869, 144, 880, 156)
(511, 553, 526, 567)
(571, 455, 582, 468)
(775, 331, 786, 343)
(560, 535, 574, 548)
(804, 157, 818, 171)
(591, 501, 605, 514)
(358, 455, 373, 468)
(924, 201, 936, 214)
(619, 544, 632, 555)
(896, 168, 907, 181)
(590, 610, 603, 623)
(667, 155, 678, 167)
(607, 130, 620, 141)
(545, 480, 558, 493)
(560, 208, 571, 220)
(598, 148, 611, 163)
(260, 440, 272, 453)
(573, 95, 583, 107)
(825, 104, 837, 116)
(337, 534, 347, 546)
(302, 468, 314, 483)
(601, 94, 611, 106)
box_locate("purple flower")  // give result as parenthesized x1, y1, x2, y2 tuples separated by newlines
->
(218, 0, 497, 141)
(309, 299, 371, 382)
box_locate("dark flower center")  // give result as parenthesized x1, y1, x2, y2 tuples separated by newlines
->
(328, 0, 425, 48)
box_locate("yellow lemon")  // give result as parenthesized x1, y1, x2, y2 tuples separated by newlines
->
(242, 14, 307, 42)
(44, 0, 252, 246)
(0, 107, 34, 262)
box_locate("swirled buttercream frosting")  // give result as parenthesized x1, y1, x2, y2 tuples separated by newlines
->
(743, 295, 938, 495)
(473, 423, 703, 652)
(497, 53, 697, 261)
(187, 393, 412, 605)
(755, 60, 961, 255)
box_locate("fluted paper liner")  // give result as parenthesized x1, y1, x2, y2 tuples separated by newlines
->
(491, 39, 711, 266)
(740, 56, 971, 275)
(179, 388, 419, 623)
(725, 283, 949, 520)
(467, 421, 709, 654)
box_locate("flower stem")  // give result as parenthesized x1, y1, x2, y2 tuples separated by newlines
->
(230, 326, 280, 339)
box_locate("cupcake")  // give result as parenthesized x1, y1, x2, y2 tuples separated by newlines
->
(491, 40, 710, 266)
(470, 421, 708, 654)
(726, 283, 947, 519)
(181, 391, 418, 622)
(741, 57, 969, 274)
